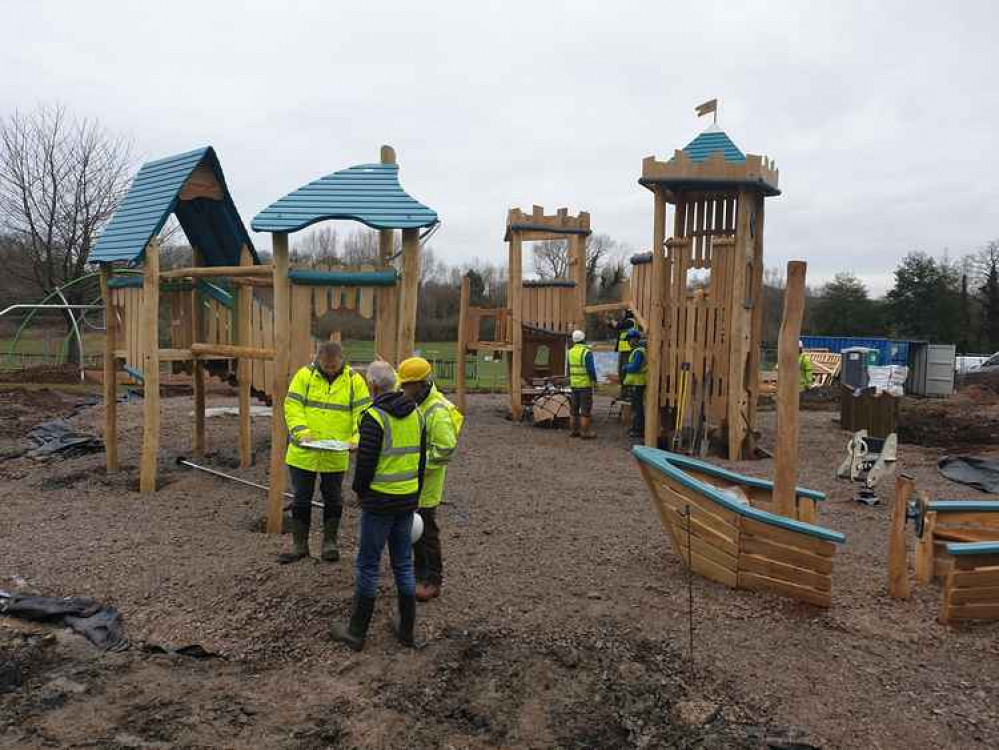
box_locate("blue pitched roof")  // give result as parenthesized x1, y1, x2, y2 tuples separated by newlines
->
(251, 163, 438, 234)
(91, 147, 256, 266)
(682, 124, 747, 164)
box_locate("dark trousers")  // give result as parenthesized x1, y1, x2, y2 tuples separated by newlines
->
(629, 385, 646, 436)
(618, 352, 629, 394)
(356, 509, 416, 599)
(413, 507, 443, 585)
(288, 466, 343, 527)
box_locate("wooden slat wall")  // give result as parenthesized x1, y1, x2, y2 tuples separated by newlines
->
(941, 552, 999, 623)
(520, 284, 576, 333)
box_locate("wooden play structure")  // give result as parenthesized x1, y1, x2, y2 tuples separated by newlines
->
(634, 447, 844, 606)
(636, 258, 848, 607)
(92, 144, 437, 533)
(630, 119, 781, 459)
(455, 206, 590, 418)
(889, 476, 999, 624)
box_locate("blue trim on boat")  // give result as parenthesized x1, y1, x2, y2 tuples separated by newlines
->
(658, 450, 826, 501)
(928, 501, 999, 513)
(632, 446, 845, 543)
(945, 541, 999, 556)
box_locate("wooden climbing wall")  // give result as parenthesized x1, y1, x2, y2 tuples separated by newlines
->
(520, 283, 577, 333)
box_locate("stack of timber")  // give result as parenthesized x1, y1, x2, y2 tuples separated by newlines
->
(941, 543, 999, 624)
(634, 446, 845, 607)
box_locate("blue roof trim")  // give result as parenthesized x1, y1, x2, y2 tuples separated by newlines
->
(633, 446, 845, 543)
(928, 500, 999, 513)
(289, 269, 398, 287)
(945, 542, 999, 556)
(251, 163, 438, 234)
(682, 129, 747, 164)
(91, 147, 256, 267)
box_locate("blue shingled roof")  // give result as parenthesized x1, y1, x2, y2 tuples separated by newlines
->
(682, 124, 747, 164)
(91, 147, 255, 266)
(251, 163, 438, 234)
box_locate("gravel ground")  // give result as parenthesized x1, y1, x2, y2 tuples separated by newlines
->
(1, 387, 998, 749)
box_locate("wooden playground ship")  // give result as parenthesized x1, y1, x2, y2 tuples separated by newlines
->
(91, 144, 437, 533)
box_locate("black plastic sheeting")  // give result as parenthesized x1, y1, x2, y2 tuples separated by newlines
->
(0, 593, 128, 652)
(938, 455, 999, 494)
(24, 419, 103, 460)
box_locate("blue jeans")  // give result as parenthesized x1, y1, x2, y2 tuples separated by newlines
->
(356, 510, 416, 599)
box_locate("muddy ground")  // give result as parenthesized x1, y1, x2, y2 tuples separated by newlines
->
(2, 385, 999, 749)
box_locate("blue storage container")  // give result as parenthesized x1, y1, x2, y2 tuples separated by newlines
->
(799, 336, 912, 366)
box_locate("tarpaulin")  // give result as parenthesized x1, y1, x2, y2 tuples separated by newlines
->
(938, 455, 999, 494)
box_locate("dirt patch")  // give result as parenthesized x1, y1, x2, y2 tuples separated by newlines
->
(0, 363, 82, 384)
(1, 391, 999, 748)
(899, 387, 999, 449)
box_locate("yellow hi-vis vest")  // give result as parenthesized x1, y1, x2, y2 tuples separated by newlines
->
(417, 385, 464, 509)
(568, 343, 594, 388)
(285, 364, 370, 472)
(623, 346, 647, 386)
(617, 328, 634, 353)
(366, 406, 425, 496)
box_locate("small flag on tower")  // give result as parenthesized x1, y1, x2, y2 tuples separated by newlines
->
(695, 98, 718, 120)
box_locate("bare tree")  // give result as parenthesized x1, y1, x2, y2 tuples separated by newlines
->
(531, 233, 617, 293)
(295, 225, 340, 265)
(0, 104, 132, 359)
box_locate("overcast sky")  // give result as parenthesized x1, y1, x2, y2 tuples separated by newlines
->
(2, 1, 996, 293)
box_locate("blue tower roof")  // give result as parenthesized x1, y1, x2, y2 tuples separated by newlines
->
(91, 147, 256, 266)
(251, 162, 438, 234)
(682, 123, 747, 164)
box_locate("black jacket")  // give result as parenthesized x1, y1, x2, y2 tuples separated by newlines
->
(352, 390, 426, 513)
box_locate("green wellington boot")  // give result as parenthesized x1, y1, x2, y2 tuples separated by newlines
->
(276, 519, 310, 564)
(331, 596, 376, 652)
(320, 517, 341, 563)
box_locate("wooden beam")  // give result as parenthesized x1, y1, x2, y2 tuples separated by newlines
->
(227, 277, 273, 288)
(726, 189, 753, 459)
(396, 228, 419, 360)
(456, 273, 470, 414)
(772, 260, 807, 518)
(570, 234, 587, 327)
(888, 474, 914, 599)
(159, 264, 272, 280)
(190, 342, 275, 360)
(644, 188, 666, 447)
(584, 300, 631, 315)
(375, 146, 398, 364)
(99, 266, 118, 473)
(267, 233, 291, 534)
(509, 231, 524, 420)
(237, 245, 253, 469)
(139, 241, 161, 493)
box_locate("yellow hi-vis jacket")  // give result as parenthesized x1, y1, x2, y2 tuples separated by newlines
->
(617, 328, 634, 354)
(568, 343, 595, 388)
(416, 384, 464, 509)
(284, 363, 370, 473)
(366, 406, 425, 495)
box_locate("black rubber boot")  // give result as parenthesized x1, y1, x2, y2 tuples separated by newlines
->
(276, 519, 310, 564)
(393, 594, 418, 648)
(320, 517, 341, 563)
(331, 596, 376, 652)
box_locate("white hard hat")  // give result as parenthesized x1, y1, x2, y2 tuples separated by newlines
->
(572, 330, 586, 343)
(411, 512, 424, 544)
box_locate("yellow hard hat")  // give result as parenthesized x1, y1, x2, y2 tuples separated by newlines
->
(398, 356, 433, 383)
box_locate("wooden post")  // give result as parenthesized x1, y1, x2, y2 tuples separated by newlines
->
(915, 503, 936, 584)
(139, 241, 161, 494)
(726, 189, 754, 459)
(745, 194, 766, 451)
(397, 227, 419, 360)
(191, 248, 206, 457)
(266, 233, 291, 534)
(509, 230, 524, 420)
(375, 145, 398, 363)
(237, 245, 253, 468)
(570, 233, 587, 328)
(99, 265, 118, 472)
(644, 188, 666, 447)
(772, 260, 807, 518)
(456, 273, 470, 413)
(888, 474, 914, 599)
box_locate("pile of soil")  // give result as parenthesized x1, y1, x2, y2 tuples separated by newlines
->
(899, 386, 999, 449)
(0, 388, 96, 441)
(0, 363, 82, 384)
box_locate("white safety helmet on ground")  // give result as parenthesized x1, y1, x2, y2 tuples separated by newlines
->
(572, 329, 586, 343)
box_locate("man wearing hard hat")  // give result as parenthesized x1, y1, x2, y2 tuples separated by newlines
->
(621, 328, 648, 439)
(567, 329, 597, 439)
(279, 341, 370, 565)
(397, 356, 463, 602)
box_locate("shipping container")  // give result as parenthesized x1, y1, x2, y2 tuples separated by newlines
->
(799, 336, 912, 366)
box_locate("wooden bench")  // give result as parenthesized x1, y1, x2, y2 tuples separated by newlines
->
(941, 542, 999, 624)
(915, 500, 999, 585)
